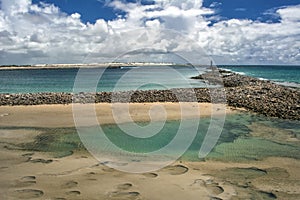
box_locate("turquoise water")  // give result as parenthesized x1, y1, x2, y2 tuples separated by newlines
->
(1, 65, 299, 94)
(17, 112, 300, 162)
(0, 66, 205, 94)
(220, 65, 300, 87)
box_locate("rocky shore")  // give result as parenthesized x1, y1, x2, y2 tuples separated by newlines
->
(0, 71, 299, 120)
(194, 71, 300, 120)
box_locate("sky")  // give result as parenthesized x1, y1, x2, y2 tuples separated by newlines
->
(0, 0, 299, 65)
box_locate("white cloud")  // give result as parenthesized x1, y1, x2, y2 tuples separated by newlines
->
(145, 19, 161, 28)
(277, 5, 300, 22)
(1, 0, 31, 15)
(0, 0, 299, 65)
(209, 2, 222, 8)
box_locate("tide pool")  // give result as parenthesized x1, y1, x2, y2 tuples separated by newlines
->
(13, 112, 300, 162)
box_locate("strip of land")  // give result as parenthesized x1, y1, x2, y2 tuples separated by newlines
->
(0, 102, 232, 128)
(0, 62, 178, 70)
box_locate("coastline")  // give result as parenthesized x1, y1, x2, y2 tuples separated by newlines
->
(0, 62, 180, 70)
(0, 71, 299, 120)
(0, 69, 299, 200)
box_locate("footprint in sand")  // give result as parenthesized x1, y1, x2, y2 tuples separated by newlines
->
(14, 176, 36, 187)
(206, 185, 224, 196)
(21, 153, 34, 162)
(109, 191, 140, 200)
(161, 165, 188, 175)
(86, 172, 98, 181)
(22, 153, 35, 157)
(204, 180, 224, 196)
(66, 190, 81, 196)
(12, 189, 44, 199)
(61, 180, 78, 189)
(117, 183, 133, 190)
(29, 158, 53, 164)
(21, 176, 36, 181)
(142, 172, 158, 178)
(210, 197, 223, 200)
(87, 171, 96, 175)
(102, 167, 116, 172)
(190, 179, 206, 187)
(191, 179, 224, 196)
(110, 183, 139, 199)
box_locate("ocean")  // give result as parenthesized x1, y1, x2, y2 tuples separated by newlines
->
(220, 65, 300, 87)
(0, 65, 205, 94)
(0, 65, 299, 94)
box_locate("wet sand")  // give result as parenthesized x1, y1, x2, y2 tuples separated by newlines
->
(1, 137, 299, 200)
(0, 103, 232, 128)
(0, 103, 299, 199)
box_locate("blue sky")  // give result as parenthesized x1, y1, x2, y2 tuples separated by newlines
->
(0, 0, 300, 65)
(204, 0, 300, 23)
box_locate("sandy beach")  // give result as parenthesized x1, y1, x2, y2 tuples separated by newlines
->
(0, 103, 232, 128)
(0, 103, 299, 200)
(1, 135, 299, 200)
(1, 0, 299, 198)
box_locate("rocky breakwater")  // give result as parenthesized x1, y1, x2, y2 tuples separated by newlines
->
(0, 93, 73, 105)
(0, 89, 211, 105)
(192, 70, 300, 120)
(225, 75, 299, 120)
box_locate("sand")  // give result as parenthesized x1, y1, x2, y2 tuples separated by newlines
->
(0, 102, 233, 128)
(1, 139, 299, 200)
(0, 103, 299, 199)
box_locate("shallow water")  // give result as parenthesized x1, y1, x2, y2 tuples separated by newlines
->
(6, 111, 299, 162)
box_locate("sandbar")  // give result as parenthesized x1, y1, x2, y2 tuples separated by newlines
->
(0, 102, 233, 128)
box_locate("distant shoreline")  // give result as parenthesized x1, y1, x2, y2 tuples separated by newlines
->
(1, 64, 299, 70)
(0, 62, 191, 70)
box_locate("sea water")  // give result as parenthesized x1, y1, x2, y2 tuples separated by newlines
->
(1, 65, 299, 93)
(220, 65, 300, 87)
(0, 65, 206, 94)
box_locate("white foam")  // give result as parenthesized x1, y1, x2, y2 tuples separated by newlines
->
(219, 68, 233, 72)
(235, 71, 246, 75)
(258, 77, 268, 81)
(219, 68, 246, 75)
(120, 66, 140, 69)
(275, 81, 300, 88)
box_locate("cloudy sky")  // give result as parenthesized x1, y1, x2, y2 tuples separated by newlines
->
(0, 0, 299, 65)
